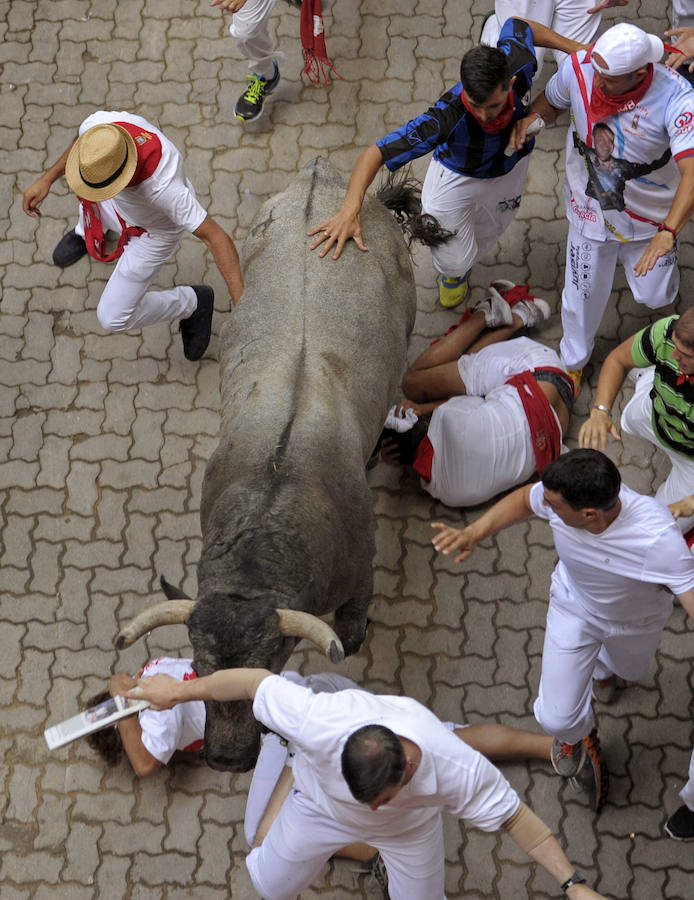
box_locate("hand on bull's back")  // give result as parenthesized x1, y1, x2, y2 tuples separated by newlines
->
(307, 207, 368, 260)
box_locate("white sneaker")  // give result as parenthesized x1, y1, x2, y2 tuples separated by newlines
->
(473, 290, 513, 328)
(512, 297, 551, 327)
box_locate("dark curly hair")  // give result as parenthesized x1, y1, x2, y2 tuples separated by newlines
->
(84, 690, 123, 766)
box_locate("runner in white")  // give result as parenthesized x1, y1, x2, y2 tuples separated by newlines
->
(509, 23, 694, 380)
(432, 449, 694, 807)
(377, 286, 571, 508)
(86, 657, 205, 776)
(127, 669, 605, 900)
(481, 0, 605, 73)
(23, 110, 244, 361)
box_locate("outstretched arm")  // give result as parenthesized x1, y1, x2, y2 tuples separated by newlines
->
(193, 214, 244, 304)
(519, 18, 589, 56)
(108, 673, 161, 776)
(307, 144, 384, 260)
(431, 484, 534, 563)
(125, 667, 272, 710)
(23, 141, 75, 217)
(578, 335, 636, 450)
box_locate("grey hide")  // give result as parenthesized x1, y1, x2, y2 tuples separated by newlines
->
(188, 156, 417, 771)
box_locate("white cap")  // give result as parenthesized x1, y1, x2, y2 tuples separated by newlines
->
(592, 23, 663, 77)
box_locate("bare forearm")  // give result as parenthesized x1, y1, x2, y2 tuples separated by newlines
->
(664, 162, 694, 234)
(593, 354, 630, 411)
(342, 144, 385, 216)
(117, 717, 161, 776)
(194, 215, 244, 304)
(529, 92, 563, 126)
(184, 668, 272, 703)
(521, 19, 585, 56)
(468, 485, 534, 543)
(44, 142, 75, 185)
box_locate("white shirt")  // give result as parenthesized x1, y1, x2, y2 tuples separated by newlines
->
(529, 482, 694, 623)
(138, 657, 206, 764)
(252, 675, 520, 839)
(79, 111, 207, 237)
(545, 55, 694, 241)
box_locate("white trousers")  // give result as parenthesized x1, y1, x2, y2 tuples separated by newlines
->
(230, 0, 279, 78)
(75, 201, 196, 333)
(559, 224, 679, 369)
(420, 156, 530, 278)
(621, 367, 694, 533)
(246, 789, 446, 900)
(680, 745, 694, 810)
(533, 567, 672, 744)
(481, 0, 601, 72)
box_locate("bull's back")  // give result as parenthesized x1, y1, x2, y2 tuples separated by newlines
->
(218, 156, 417, 466)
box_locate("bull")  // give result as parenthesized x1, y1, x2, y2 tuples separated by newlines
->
(116, 157, 417, 771)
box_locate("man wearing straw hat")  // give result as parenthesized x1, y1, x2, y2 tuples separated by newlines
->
(23, 110, 244, 361)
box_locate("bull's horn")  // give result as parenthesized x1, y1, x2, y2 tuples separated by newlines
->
(115, 600, 196, 649)
(275, 609, 345, 664)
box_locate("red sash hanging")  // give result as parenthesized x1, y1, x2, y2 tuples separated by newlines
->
(506, 371, 562, 475)
(300, 0, 342, 85)
(79, 198, 146, 263)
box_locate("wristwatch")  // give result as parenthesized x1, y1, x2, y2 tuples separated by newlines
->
(561, 871, 587, 895)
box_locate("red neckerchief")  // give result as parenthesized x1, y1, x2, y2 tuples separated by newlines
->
(589, 64, 654, 123)
(300, 0, 342, 86)
(79, 198, 145, 263)
(677, 373, 694, 386)
(461, 87, 515, 133)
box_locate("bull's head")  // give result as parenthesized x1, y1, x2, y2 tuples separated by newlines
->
(116, 578, 344, 771)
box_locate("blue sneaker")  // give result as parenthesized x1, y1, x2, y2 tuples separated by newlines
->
(234, 62, 280, 122)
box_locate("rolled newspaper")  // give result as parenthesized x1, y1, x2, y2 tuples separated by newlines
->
(504, 115, 545, 156)
(44, 692, 150, 750)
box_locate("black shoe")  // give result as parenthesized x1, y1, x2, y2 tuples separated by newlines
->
(665, 804, 694, 840)
(568, 728, 609, 812)
(234, 62, 280, 122)
(52, 229, 87, 267)
(179, 286, 214, 361)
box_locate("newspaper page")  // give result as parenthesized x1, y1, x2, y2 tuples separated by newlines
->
(44, 694, 151, 750)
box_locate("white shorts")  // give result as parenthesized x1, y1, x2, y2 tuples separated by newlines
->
(426, 339, 564, 507)
(420, 156, 530, 278)
(621, 366, 694, 533)
(481, 0, 601, 71)
(681, 746, 694, 810)
(533, 566, 671, 744)
(559, 223, 679, 369)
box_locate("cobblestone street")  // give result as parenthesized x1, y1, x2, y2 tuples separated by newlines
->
(2, 0, 694, 897)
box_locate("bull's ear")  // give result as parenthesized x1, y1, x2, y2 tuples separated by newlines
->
(296, 577, 317, 608)
(160, 574, 193, 600)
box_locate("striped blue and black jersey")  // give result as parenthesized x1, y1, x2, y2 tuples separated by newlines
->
(376, 18, 538, 179)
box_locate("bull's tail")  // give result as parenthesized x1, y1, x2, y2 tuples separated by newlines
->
(376, 168, 455, 249)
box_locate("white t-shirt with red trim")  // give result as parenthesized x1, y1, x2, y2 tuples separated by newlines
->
(138, 657, 206, 764)
(78, 110, 207, 237)
(545, 55, 694, 242)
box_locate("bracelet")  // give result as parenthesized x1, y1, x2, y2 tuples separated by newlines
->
(658, 223, 678, 239)
(592, 404, 612, 417)
(561, 871, 587, 894)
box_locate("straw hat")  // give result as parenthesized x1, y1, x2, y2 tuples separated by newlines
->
(65, 123, 138, 201)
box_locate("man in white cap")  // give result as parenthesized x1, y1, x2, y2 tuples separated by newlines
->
(509, 23, 694, 393)
(23, 111, 244, 361)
